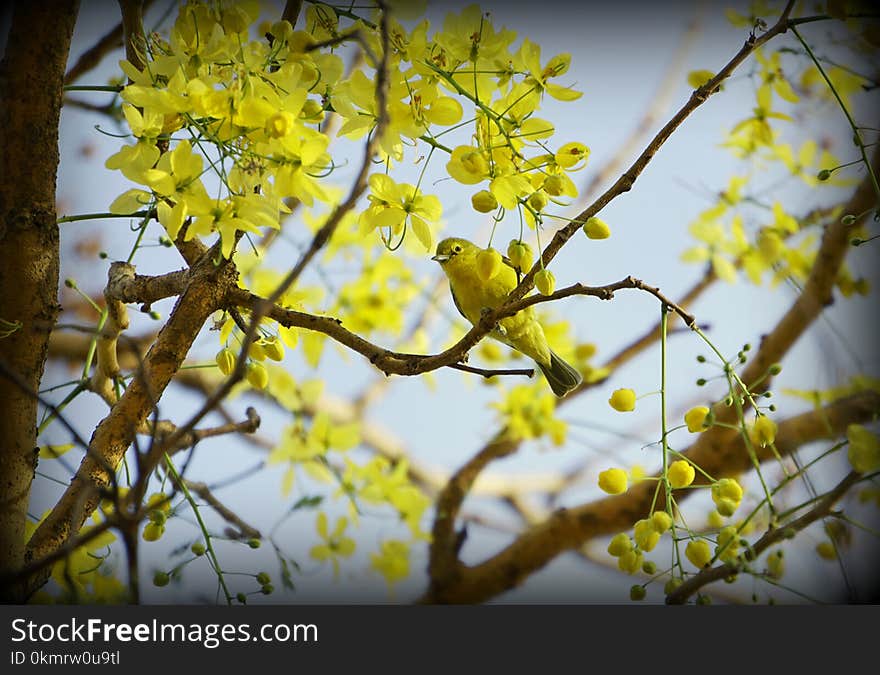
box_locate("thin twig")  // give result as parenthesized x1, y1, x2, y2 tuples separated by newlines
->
(183, 480, 262, 540)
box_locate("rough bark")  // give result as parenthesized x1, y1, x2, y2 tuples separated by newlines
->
(0, 0, 79, 602)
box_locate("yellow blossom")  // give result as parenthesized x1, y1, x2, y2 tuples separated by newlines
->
(309, 512, 356, 578)
(618, 549, 643, 575)
(684, 406, 710, 433)
(685, 540, 712, 569)
(667, 460, 695, 489)
(246, 361, 269, 389)
(608, 388, 636, 412)
(634, 519, 660, 552)
(598, 468, 628, 495)
(370, 540, 410, 589)
(215, 348, 235, 375)
(471, 190, 499, 213)
(715, 526, 740, 563)
(651, 511, 672, 533)
(847, 424, 880, 474)
(507, 240, 534, 271)
(711, 478, 743, 517)
(554, 142, 589, 169)
(687, 69, 716, 89)
(750, 414, 777, 447)
(476, 248, 503, 281)
(607, 532, 632, 557)
(534, 269, 555, 295)
(582, 217, 610, 240)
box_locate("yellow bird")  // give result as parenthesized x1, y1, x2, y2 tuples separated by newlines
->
(432, 237, 582, 397)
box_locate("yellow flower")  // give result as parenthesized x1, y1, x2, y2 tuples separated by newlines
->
(262, 336, 285, 362)
(489, 173, 533, 210)
(534, 269, 555, 295)
(634, 518, 660, 552)
(471, 190, 499, 213)
(476, 248, 503, 281)
(142, 522, 164, 542)
(651, 511, 672, 533)
(711, 478, 743, 517)
(618, 549, 643, 575)
(687, 69, 716, 89)
(265, 111, 297, 138)
(685, 540, 712, 569)
(507, 240, 534, 272)
(755, 48, 799, 104)
(715, 526, 740, 563)
(358, 174, 440, 251)
(309, 512, 356, 578)
(608, 388, 636, 412)
(598, 468, 628, 495)
(105, 140, 160, 184)
(707, 510, 726, 528)
(542, 174, 568, 197)
(815, 541, 837, 560)
(607, 532, 632, 557)
(215, 348, 235, 375)
(246, 361, 269, 390)
(516, 38, 583, 101)
(554, 142, 590, 169)
(446, 145, 490, 185)
(847, 424, 880, 474)
(370, 540, 410, 589)
(582, 217, 611, 240)
(766, 549, 785, 579)
(684, 406, 710, 433)
(750, 414, 777, 447)
(667, 460, 695, 489)
(435, 4, 515, 64)
(248, 340, 267, 361)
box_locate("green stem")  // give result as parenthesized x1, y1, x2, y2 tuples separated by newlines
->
(37, 382, 87, 436)
(82, 311, 109, 380)
(163, 454, 233, 605)
(418, 134, 453, 154)
(58, 211, 151, 224)
(791, 26, 880, 204)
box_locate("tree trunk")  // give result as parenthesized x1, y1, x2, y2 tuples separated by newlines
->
(0, 0, 79, 602)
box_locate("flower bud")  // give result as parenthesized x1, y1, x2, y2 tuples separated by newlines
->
(476, 248, 502, 281)
(216, 348, 235, 375)
(583, 217, 611, 240)
(608, 388, 636, 412)
(506, 240, 533, 271)
(534, 268, 555, 295)
(246, 361, 269, 389)
(471, 190, 499, 213)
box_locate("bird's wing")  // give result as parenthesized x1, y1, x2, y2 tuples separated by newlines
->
(448, 283, 470, 323)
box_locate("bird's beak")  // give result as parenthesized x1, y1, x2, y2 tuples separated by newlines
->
(431, 254, 450, 262)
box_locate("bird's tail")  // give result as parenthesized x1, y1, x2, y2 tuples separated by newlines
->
(537, 349, 583, 398)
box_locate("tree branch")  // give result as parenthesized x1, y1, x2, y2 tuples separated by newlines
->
(23, 245, 237, 598)
(508, 2, 797, 307)
(182, 480, 262, 540)
(64, 0, 155, 84)
(117, 0, 146, 72)
(0, 0, 79, 602)
(421, 390, 880, 603)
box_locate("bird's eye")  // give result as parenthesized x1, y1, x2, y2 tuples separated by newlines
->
(453, 245, 462, 253)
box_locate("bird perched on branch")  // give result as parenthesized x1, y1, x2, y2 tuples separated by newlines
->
(432, 237, 582, 397)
